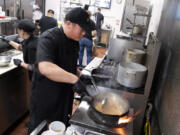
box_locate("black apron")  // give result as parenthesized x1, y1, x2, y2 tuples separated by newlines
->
(22, 35, 38, 80)
(28, 27, 79, 134)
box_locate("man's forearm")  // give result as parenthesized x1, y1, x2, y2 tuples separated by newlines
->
(38, 61, 78, 84)
(9, 41, 22, 50)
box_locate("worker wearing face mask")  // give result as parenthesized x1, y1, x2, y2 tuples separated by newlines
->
(1, 19, 38, 80)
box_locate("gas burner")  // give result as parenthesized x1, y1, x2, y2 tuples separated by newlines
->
(69, 101, 133, 135)
(88, 106, 128, 128)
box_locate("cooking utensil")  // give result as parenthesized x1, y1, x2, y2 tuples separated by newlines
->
(85, 79, 129, 117)
(125, 48, 146, 64)
(90, 77, 99, 94)
(85, 87, 129, 127)
(91, 91, 129, 116)
(117, 62, 147, 88)
(0, 56, 11, 67)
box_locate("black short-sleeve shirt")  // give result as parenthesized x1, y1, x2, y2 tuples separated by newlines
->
(36, 27, 79, 73)
(30, 27, 79, 124)
(22, 35, 38, 64)
(32, 26, 79, 96)
(39, 16, 58, 33)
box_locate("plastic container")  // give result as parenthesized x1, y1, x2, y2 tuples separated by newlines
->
(49, 121, 66, 135)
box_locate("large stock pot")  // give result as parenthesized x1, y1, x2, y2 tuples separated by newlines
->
(117, 62, 147, 88)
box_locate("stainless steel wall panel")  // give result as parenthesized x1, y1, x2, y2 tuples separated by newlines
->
(21, 0, 33, 19)
(150, 0, 180, 134)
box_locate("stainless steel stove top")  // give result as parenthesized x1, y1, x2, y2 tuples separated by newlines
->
(89, 56, 145, 94)
(69, 101, 133, 135)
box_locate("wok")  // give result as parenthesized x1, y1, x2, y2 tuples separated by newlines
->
(0, 56, 11, 67)
(84, 78, 130, 127)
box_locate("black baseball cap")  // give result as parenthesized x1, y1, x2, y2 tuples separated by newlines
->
(14, 19, 35, 33)
(65, 7, 93, 32)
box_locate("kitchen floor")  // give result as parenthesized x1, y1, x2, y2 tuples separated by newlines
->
(8, 46, 107, 135)
(8, 102, 79, 135)
(8, 116, 29, 135)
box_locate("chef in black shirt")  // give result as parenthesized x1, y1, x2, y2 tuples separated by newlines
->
(94, 8, 104, 43)
(39, 9, 58, 33)
(2, 19, 38, 80)
(28, 7, 94, 133)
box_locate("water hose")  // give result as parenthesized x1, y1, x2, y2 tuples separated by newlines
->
(144, 103, 152, 135)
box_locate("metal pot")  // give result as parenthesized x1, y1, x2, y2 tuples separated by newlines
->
(117, 62, 147, 88)
(0, 56, 11, 67)
(125, 48, 146, 64)
(133, 25, 145, 35)
(126, 18, 145, 35)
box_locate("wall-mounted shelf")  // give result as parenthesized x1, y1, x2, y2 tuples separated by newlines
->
(0, 17, 17, 23)
(133, 13, 151, 17)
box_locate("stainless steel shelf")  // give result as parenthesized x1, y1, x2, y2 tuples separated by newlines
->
(0, 17, 17, 23)
(133, 13, 151, 17)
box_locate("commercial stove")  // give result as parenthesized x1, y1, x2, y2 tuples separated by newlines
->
(83, 55, 144, 94)
(69, 101, 133, 135)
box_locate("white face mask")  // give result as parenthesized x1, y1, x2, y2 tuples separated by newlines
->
(18, 37, 24, 43)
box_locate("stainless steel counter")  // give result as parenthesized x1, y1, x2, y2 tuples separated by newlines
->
(0, 49, 23, 75)
(0, 50, 29, 134)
